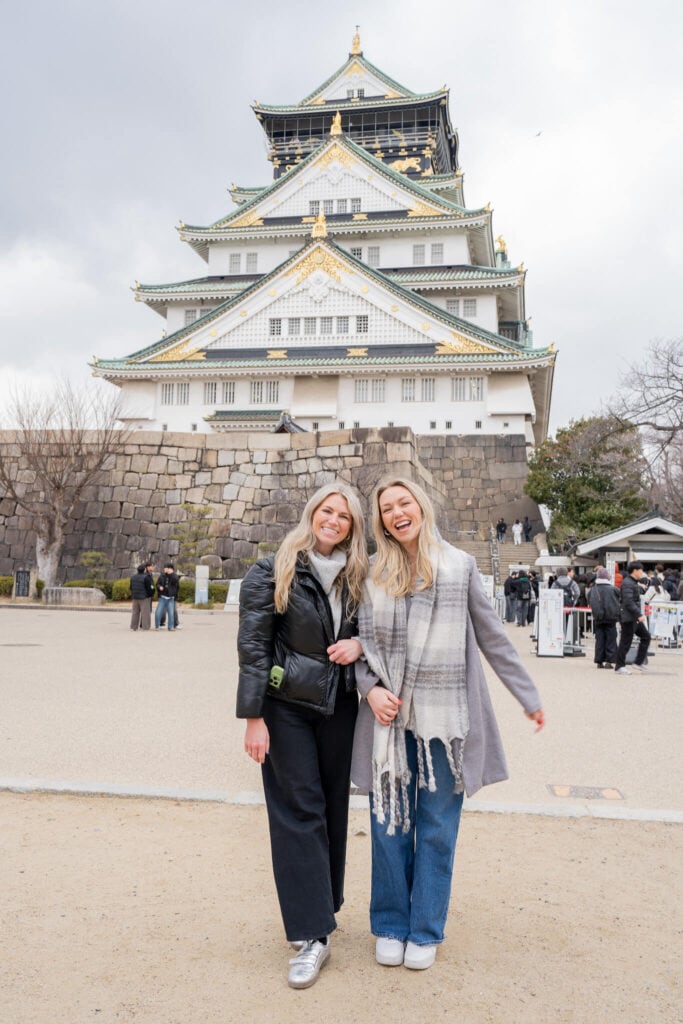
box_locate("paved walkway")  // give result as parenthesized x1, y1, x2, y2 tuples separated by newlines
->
(1, 604, 681, 1023)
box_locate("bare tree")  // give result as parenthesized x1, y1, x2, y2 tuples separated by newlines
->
(0, 380, 130, 586)
(606, 338, 683, 516)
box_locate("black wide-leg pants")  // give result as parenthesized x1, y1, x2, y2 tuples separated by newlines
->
(261, 688, 358, 942)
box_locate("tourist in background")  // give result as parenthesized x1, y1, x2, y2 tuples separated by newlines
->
(130, 561, 155, 631)
(588, 567, 620, 668)
(352, 477, 544, 972)
(511, 519, 523, 545)
(504, 570, 518, 623)
(523, 516, 532, 542)
(614, 561, 651, 675)
(155, 563, 179, 631)
(236, 482, 368, 989)
(513, 568, 532, 627)
(496, 517, 507, 543)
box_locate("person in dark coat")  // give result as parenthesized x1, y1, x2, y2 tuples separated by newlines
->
(130, 562, 155, 630)
(614, 562, 651, 675)
(588, 567, 620, 667)
(236, 482, 368, 989)
(155, 563, 179, 631)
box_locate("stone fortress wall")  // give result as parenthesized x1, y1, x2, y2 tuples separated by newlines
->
(0, 428, 532, 580)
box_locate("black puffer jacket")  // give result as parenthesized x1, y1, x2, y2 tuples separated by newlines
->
(619, 574, 643, 622)
(236, 555, 357, 718)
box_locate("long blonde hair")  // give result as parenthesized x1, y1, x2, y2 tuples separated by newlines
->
(371, 476, 440, 597)
(273, 481, 369, 614)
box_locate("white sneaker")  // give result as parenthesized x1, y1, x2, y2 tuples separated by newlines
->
(289, 940, 305, 951)
(288, 939, 330, 989)
(615, 667, 632, 675)
(633, 663, 649, 673)
(375, 937, 405, 966)
(404, 941, 437, 970)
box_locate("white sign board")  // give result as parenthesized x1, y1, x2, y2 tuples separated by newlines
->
(537, 588, 565, 657)
(225, 578, 242, 610)
(194, 564, 210, 605)
(479, 573, 495, 602)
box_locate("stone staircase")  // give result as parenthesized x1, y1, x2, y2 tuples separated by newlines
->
(450, 537, 493, 575)
(499, 542, 540, 576)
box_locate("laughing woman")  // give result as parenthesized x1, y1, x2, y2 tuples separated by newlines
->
(237, 482, 367, 989)
(351, 477, 544, 971)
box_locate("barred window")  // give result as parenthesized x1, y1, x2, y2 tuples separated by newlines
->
(184, 308, 198, 326)
(445, 420, 452, 430)
(309, 200, 320, 215)
(229, 253, 241, 273)
(347, 89, 354, 99)
(269, 318, 282, 336)
(371, 379, 386, 402)
(421, 377, 435, 402)
(288, 318, 301, 335)
(323, 199, 334, 216)
(176, 382, 190, 405)
(446, 298, 460, 315)
(350, 197, 361, 213)
(337, 316, 349, 334)
(350, 246, 362, 259)
(304, 317, 317, 335)
(245, 252, 258, 272)
(161, 383, 174, 406)
(354, 379, 369, 403)
(357, 88, 365, 98)
(356, 315, 369, 333)
(430, 243, 444, 265)
(367, 245, 380, 267)
(337, 199, 347, 214)
(412, 244, 425, 266)
(463, 298, 477, 317)
(251, 380, 263, 403)
(470, 376, 484, 400)
(451, 377, 466, 402)
(452, 376, 484, 401)
(320, 316, 333, 335)
(203, 381, 217, 404)
(402, 378, 416, 402)
(222, 381, 235, 404)
(265, 380, 279, 403)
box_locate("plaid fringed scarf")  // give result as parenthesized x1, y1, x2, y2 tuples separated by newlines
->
(357, 542, 470, 834)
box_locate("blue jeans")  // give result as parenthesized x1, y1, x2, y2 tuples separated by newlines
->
(155, 595, 175, 630)
(370, 730, 464, 946)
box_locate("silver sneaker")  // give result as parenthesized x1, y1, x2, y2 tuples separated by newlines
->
(288, 939, 330, 989)
(615, 667, 632, 675)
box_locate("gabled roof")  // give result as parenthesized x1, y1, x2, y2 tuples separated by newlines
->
(574, 514, 683, 556)
(180, 133, 482, 238)
(254, 87, 448, 117)
(94, 236, 550, 371)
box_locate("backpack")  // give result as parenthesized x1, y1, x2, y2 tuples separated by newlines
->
(554, 578, 576, 607)
(517, 577, 531, 600)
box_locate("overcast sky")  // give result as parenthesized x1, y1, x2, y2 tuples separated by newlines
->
(1, 0, 681, 432)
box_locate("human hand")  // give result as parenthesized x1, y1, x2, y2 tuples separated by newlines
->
(526, 708, 545, 732)
(367, 685, 402, 726)
(244, 718, 270, 763)
(327, 638, 363, 664)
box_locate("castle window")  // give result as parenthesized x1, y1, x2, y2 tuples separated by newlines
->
(222, 381, 235, 404)
(421, 377, 435, 402)
(401, 378, 416, 402)
(446, 298, 460, 315)
(337, 199, 347, 214)
(367, 246, 380, 267)
(265, 380, 279, 403)
(320, 316, 333, 335)
(353, 420, 360, 428)
(412, 244, 425, 266)
(354, 379, 369, 403)
(372, 379, 386, 402)
(288, 318, 301, 335)
(177, 383, 190, 405)
(445, 420, 452, 430)
(304, 317, 317, 335)
(357, 88, 365, 98)
(269, 318, 282, 336)
(356, 315, 369, 333)
(312, 421, 319, 431)
(475, 420, 482, 429)
(338, 421, 345, 429)
(452, 376, 484, 401)
(161, 383, 174, 406)
(430, 243, 444, 265)
(191, 423, 197, 432)
(184, 309, 199, 326)
(250, 380, 278, 404)
(245, 252, 258, 272)
(347, 89, 354, 99)
(229, 253, 241, 273)
(350, 198, 362, 213)
(470, 376, 484, 400)
(430, 421, 437, 430)
(337, 316, 349, 334)
(251, 380, 263, 403)
(309, 200, 320, 215)
(323, 199, 334, 216)
(350, 246, 362, 259)
(463, 298, 477, 318)
(203, 382, 217, 404)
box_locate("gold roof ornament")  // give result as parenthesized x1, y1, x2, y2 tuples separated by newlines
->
(330, 110, 342, 136)
(495, 235, 507, 252)
(311, 211, 328, 238)
(351, 28, 361, 54)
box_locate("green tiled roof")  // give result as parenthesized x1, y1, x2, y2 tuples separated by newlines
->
(181, 135, 481, 235)
(276, 53, 417, 108)
(256, 89, 447, 115)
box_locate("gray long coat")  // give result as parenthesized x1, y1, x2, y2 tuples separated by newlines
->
(350, 555, 542, 798)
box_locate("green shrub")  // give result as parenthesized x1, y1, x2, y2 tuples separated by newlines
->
(65, 578, 113, 599)
(0, 576, 13, 597)
(209, 583, 228, 603)
(178, 578, 195, 603)
(36, 579, 44, 599)
(111, 578, 131, 601)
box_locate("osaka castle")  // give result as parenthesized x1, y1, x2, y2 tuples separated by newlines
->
(92, 32, 555, 442)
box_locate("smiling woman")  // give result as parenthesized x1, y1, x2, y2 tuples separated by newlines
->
(236, 481, 369, 989)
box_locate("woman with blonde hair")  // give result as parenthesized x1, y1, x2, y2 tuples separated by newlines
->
(237, 481, 367, 988)
(352, 477, 544, 971)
